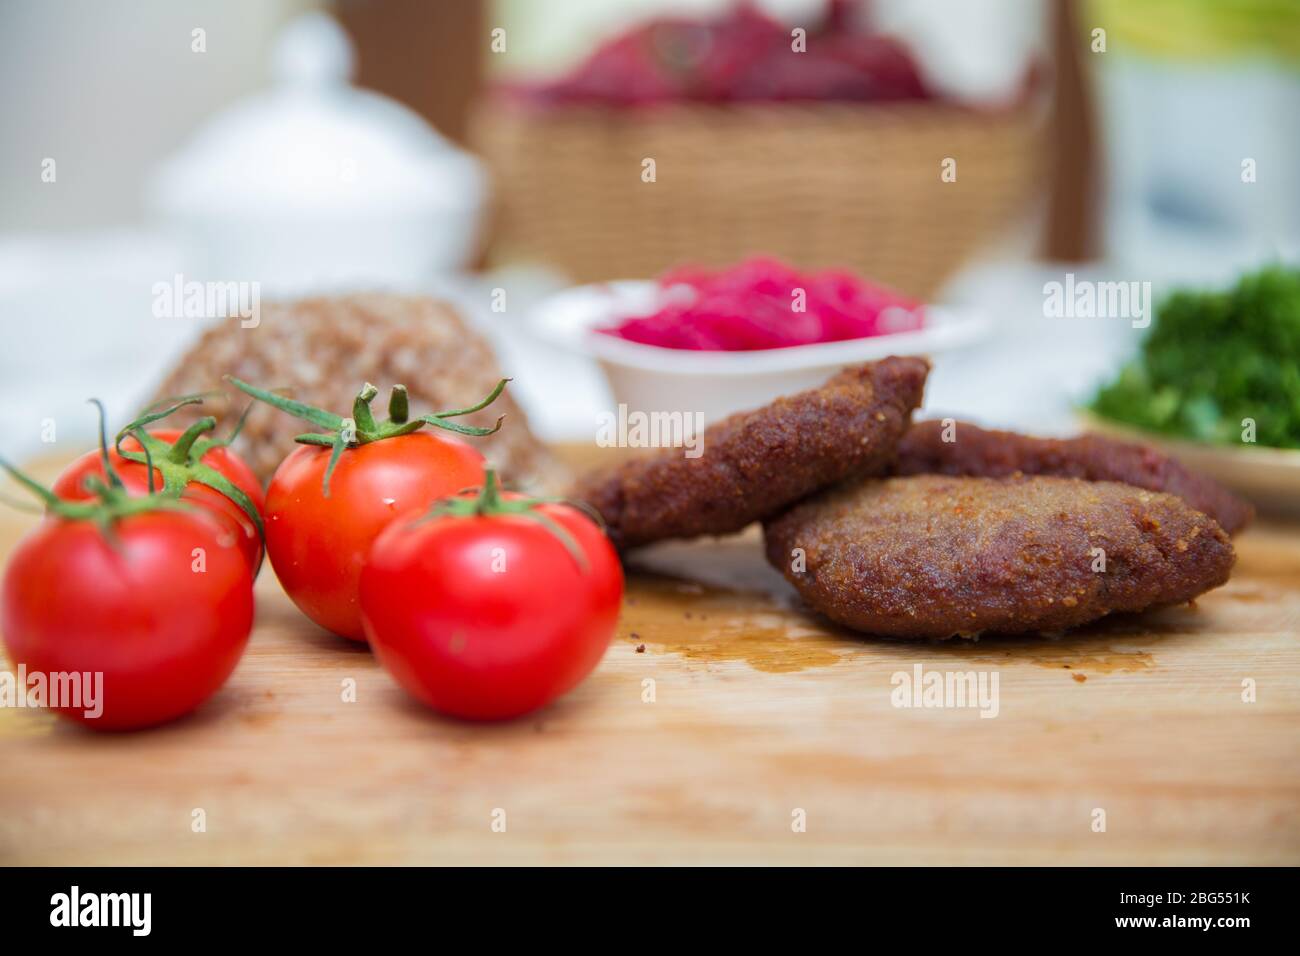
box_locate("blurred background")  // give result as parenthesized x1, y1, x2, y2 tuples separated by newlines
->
(1, 0, 1297, 487)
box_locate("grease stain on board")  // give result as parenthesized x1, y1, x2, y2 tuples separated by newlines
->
(640, 617, 845, 673)
(625, 562, 1168, 676)
(624, 569, 846, 673)
(623, 536, 1179, 676)
(624, 570, 1169, 676)
(935, 639, 1159, 676)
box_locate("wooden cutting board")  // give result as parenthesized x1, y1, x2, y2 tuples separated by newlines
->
(1, 449, 1298, 865)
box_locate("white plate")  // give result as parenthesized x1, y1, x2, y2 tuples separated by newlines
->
(1081, 412, 1300, 518)
(529, 280, 990, 423)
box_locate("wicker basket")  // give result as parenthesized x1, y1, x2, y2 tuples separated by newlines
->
(472, 100, 1044, 299)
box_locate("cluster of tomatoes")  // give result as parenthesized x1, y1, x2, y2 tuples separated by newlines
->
(0, 381, 622, 731)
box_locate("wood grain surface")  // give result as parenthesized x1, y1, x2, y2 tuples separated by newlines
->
(1, 451, 1297, 865)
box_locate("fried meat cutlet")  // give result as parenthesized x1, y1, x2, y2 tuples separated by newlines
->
(764, 474, 1234, 639)
(571, 356, 930, 549)
(893, 419, 1253, 535)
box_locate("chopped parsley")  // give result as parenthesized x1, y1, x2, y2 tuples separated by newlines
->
(1089, 265, 1300, 449)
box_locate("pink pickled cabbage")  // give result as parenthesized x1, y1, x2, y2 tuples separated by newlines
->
(598, 257, 925, 351)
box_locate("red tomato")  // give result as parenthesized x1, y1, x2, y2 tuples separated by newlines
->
(266, 432, 485, 640)
(1, 509, 254, 731)
(360, 493, 623, 720)
(54, 428, 265, 574)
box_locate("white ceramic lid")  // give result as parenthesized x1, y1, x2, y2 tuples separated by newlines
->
(148, 12, 483, 219)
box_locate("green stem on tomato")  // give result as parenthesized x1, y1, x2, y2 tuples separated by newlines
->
(166, 416, 218, 464)
(417, 469, 591, 572)
(388, 385, 409, 425)
(226, 377, 511, 497)
(0, 403, 194, 540)
(112, 397, 264, 541)
(90, 399, 124, 492)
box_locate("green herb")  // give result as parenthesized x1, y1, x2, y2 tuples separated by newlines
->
(1088, 265, 1300, 449)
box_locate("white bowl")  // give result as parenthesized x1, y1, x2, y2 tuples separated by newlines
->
(528, 280, 990, 423)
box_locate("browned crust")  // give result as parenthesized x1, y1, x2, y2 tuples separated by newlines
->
(571, 356, 930, 549)
(893, 419, 1254, 535)
(764, 474, 1235, 639)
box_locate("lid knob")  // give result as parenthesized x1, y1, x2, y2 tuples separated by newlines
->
(270, 12, 354, 88)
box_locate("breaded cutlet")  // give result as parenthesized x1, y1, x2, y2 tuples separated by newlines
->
(764, 474, 1234, 639)
(572, 356, 930, 549)
(894, 419, 1253, 535)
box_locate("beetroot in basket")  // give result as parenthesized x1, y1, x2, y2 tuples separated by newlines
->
(527, 1, 930, 107)
(598, 257, 925, 351)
